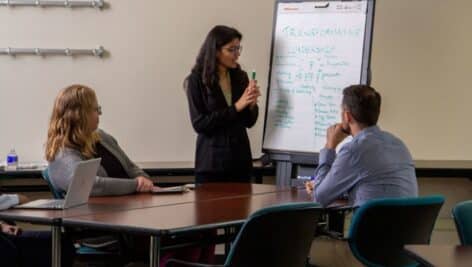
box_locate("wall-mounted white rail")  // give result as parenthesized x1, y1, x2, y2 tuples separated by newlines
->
(0, 0, 104, 8)
(0, 46, 105, 57)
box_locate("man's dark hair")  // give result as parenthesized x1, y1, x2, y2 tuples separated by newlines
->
(342, 85, 381, 126)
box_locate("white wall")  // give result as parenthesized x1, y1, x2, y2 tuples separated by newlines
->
(372, 0, 472, 160)
(0, 0, 470, 162)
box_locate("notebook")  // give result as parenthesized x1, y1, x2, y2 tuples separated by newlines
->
(15, 158, 101, 209)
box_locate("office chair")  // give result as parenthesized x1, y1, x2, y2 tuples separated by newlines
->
(42, 168, 65, 199)
(167, 202, 322, 267)
(452, 200, 472, 245)
(348, 195, 445, 267)
(41, 167, 123, 267)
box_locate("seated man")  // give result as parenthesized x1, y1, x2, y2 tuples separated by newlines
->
(0, 193, 75, 267)
(306, 85, 418, 207)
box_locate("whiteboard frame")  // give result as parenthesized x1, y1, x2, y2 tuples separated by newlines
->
(261, 0, 376, 164)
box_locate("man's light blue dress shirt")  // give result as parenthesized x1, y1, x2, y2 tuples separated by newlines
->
(313, 126, 418, 207)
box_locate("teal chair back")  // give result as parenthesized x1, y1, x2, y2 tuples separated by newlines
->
(348, 195, 445, 267)
(452, 200, 472, 245)
(223, 202, 322, 267)
(41, 167, 65, 199)
(42, 167, 121, 261)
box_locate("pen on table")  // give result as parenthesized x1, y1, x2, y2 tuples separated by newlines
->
(301, 176, 315, 183)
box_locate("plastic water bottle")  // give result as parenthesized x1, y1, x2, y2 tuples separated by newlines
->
(6, 149, 18, 170)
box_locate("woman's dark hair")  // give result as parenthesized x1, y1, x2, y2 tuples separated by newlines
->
(342, 85, 381, 126)
(190, 25, 242, 90)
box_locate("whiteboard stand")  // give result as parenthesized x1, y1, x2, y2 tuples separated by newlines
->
(262, 0, 375, 187)
(276, 161, 292, 187)
(270, 153, 318, 187)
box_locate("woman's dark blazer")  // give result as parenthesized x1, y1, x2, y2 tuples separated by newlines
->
(186, 68, 258, 178)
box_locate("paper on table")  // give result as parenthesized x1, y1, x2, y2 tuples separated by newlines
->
(152, 185, 189, 194)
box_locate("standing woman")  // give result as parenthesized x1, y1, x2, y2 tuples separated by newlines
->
(185, 25, 261, 184)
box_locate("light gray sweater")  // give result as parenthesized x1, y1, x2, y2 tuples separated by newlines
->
(49, 129, 149, 196)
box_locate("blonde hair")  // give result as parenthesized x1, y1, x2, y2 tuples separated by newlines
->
(45, 84, 100, 161)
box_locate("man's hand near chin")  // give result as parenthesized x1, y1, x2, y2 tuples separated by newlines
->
(325, 124, 349, 150)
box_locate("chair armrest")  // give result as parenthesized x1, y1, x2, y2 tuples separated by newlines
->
(167, 258, 225, 267)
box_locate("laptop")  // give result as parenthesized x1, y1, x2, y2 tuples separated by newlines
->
(15, 158, 101, 210)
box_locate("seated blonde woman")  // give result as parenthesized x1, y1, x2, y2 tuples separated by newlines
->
(44, 84, 212, 265)
(45, 84, 155, 196)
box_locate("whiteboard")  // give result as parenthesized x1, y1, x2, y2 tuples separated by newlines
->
(263, 0, 373, 155)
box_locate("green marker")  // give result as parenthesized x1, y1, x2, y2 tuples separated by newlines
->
(251, 70, 256, 80)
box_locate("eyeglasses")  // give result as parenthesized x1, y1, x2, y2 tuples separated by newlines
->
(95, 105, 102, 115)
(223, 45, 243, 54)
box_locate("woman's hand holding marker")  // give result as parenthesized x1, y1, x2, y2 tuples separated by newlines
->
(248, 69, 261, 108)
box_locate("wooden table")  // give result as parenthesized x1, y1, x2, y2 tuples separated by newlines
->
(404, 245, 472, 267)
(63, 188, 314, 267)
(0, 183, 299, 267)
